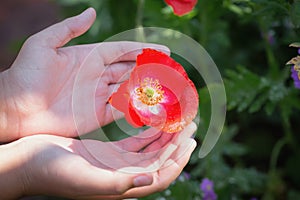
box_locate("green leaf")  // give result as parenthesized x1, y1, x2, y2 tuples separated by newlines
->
(264, 101, 276, 115)
(223, 143, 248, 156)
(230, 168, 267, 193)
(268, 82, 288, 102)
(225, 65, 268, 113)
(248, 91, 268, 113)
(290, 0, 300, 28)
(288, 190, 300, 200)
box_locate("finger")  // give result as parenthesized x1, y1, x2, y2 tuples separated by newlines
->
(96, 41, 170, 65)
(58, 160, 154, 198)
(95, 81, 121, 100)
(95, 89, 126, 126)
(171, 122, 197, 146)
(93, 142, 178, 188)
(116, 139, 196, 199)
(95, 62, 133, 99)
(167, 138, 197, 168)
(107, 83, 121, 98)
(27, 8, 96, 48)
(113, 123, 196, 153)
(58, 43, 101, 64)
(142, 132, 175, 153)
(99, 104, 124, 126)
(154, 139, 197, 185)
(102, 62, 135, 84)
(162, 123, 196, 165)
(102, 83, 126, 102)
(115, 127, 163, 152)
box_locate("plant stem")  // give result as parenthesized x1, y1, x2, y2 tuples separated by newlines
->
(264, 40, 280, 79)
(136, 0, 145, 28)
(269, 107, 295, 171)
(269, 137, 287, 171)
(199, 11, 208, 47)
(135, 0, 146, 42)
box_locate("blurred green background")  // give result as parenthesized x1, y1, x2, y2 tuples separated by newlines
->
(2, 0, 300, 200)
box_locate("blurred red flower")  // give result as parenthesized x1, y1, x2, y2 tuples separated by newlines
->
(109, 49, 198, 133)
(164, 0, 198, 16)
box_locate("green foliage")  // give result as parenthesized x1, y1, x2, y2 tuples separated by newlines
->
(52, 0, 300, 199)
(142, 125, 266, 200)
(290, 0, 300, 28)
(225, 65, 299, 116)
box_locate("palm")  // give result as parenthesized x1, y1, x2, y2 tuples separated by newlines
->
(2, 8, 168, 141)
(9, 42, 128, 137)
(24, 123, 196, 199)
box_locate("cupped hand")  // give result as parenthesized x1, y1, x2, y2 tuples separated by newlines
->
(1, 8, 169, 142)
(2, 123, 196, 199)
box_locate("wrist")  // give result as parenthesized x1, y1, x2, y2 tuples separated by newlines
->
(0, 69, 20, 142)
(0, 70, 10, 139)
(0, 139, 29, 199)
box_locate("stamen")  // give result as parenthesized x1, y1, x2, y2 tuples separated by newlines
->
(135, 78, 164, 106)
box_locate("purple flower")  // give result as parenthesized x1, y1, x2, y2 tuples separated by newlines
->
(200, 178, 217, 200)
(291, 66, 300, 89)
(177, 171, 191, 182)
(267, 30, 275, 46)
(183, 171, 191, 180)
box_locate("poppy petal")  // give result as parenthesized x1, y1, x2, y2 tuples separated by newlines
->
(137, 48, 189, 80)
(110, 81, 144, 127)
(109, 48, 199, 133)
(164, 0, 198, 16)
(109, 80, 130, 113)
(128, 102, 145, 127)
(129, 62, 198, 133)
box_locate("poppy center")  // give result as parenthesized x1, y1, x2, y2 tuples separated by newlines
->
(135, 77, 164, 106)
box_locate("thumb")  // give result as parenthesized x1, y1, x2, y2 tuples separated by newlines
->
(29, 8, 96, 48)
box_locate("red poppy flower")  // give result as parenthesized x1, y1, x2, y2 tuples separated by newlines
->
(164, 0, 198, 16)
(109, 49, 199, 133)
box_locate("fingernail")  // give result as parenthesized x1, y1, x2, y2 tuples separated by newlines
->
(80, 7, 96, 18)
(133, 175, 153, 187)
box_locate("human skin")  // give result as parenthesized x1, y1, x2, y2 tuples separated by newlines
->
(0, 123, 197, 200)
(0, 7, 197, 199)
(0, 7, 169, 142)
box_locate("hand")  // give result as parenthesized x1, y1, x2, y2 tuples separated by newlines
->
(0, 123, 196, 200)
(0, 8, 169, 142)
